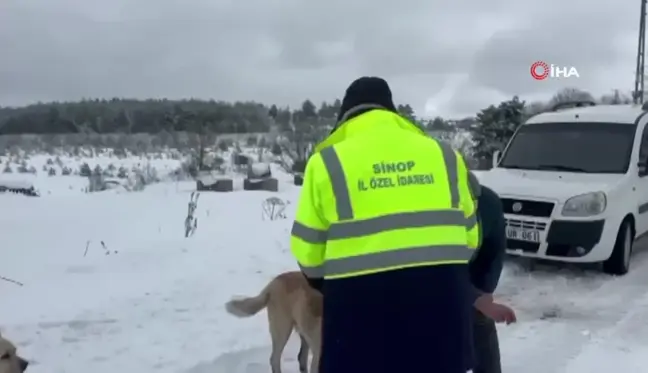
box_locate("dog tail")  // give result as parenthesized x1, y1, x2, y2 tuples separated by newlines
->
(225, 283, 271, 317)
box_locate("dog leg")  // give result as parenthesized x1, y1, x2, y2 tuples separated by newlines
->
(297, 334, 309, 373)
(309, 350, 320, 373)
(268, 308, 293, 373)
(308, 331, 321, 373)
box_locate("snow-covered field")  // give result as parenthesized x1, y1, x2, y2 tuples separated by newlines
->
(1, 154, 648, 373)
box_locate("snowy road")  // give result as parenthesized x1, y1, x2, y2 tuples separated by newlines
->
(1, 180, 648, 372)
(499, 246, 648, 373)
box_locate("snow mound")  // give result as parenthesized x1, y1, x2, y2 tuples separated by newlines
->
(0, 178, 34, 189)
(249, 162, 271, 178)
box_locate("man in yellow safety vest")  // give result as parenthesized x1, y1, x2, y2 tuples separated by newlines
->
(290, 76, 480, 373)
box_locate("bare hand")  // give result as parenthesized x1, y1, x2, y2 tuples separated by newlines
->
(475, 295, 517, 324)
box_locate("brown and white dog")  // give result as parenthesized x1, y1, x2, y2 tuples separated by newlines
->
(0, 333, 28, 373)
(225, 271, 321, 373)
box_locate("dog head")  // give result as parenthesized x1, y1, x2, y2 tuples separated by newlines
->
(0, 334, 28, 373)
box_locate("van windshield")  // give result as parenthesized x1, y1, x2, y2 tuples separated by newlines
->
(498, 122, 636, 173)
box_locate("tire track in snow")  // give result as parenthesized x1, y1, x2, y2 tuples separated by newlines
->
(500, 245, 648, 373)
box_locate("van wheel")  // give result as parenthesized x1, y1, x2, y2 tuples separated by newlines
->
(603, 220, 633, 275)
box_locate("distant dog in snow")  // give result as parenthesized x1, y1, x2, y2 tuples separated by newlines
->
(0, 332, 29, 373)
(225, 271, 321, 373)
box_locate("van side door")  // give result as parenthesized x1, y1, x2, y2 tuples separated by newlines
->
(636, 122, 648, 235)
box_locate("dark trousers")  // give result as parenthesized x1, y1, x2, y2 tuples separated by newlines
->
(320, 265, 473, 373)
(472, 310, 501, 373)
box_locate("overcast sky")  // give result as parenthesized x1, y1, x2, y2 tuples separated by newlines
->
(0, 0, 639, 118)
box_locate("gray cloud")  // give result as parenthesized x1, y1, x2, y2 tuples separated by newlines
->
(0, 0, 640, 117)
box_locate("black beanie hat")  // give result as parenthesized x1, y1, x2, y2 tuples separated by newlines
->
(336, 76, 398, 122)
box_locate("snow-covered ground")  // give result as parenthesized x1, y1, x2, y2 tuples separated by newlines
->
(1, 165, 648, 373)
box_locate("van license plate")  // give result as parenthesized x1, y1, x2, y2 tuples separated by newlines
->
(506, 227, 540, 242)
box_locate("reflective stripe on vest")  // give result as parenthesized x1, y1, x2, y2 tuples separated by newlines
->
(320, 147, 354, 220)
(293, 209, 475, 243)
(299, 244, 473, 279)
(293, 141, 474, 278)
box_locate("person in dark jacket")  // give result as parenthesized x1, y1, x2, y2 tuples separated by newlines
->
(297, 77, 478, 373)
(468, 173, 517, 373)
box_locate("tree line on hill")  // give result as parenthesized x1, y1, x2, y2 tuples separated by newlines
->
(0, 98, 416, 135)
(0, 87, 634, 166)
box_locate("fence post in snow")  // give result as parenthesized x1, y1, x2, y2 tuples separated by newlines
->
(185, 191, 200, 237)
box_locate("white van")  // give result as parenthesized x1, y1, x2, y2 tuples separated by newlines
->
(477, 102, 648, 275)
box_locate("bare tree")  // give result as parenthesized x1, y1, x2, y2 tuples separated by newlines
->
(548, 88, 595, 107)
(600, 89, 632, 105)
(280, 117, 330, 173)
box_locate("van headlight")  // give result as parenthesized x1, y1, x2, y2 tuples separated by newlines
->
(561, 192, 607, 217)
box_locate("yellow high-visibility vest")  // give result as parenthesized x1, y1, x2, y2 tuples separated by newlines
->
(290, 108, 479, 279)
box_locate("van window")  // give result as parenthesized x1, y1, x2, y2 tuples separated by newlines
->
(499, 122, 635, 174)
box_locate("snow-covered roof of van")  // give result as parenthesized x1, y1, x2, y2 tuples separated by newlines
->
(526, 104, 646, 125)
